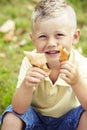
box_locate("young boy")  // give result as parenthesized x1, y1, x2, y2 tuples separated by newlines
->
(1, 0, 87, 130)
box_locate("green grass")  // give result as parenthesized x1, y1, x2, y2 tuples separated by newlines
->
(0, 41, 34, 113)
(0, 0, 87, 119)
(0, 0, 35, 116)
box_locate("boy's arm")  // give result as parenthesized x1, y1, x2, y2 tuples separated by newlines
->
(12, 57, 47, 114)
(12, 79, 34, 114)
(71, 77, 87, 110)
(60, 60, 87, 110)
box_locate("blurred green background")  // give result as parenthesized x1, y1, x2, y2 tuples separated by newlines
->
(0, 0, 87, 122)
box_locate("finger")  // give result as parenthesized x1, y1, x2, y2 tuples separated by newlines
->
(25, 76, 41, 87)
(28, 67, 48, 77)
(60, 68, 71, 77)
(60, 74, 71, 84)
(60, 63, 73, 71)
(30, 72, 46, 80)
(27, 68, 47, 79)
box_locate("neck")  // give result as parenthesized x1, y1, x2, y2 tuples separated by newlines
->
(47, 62, 61, 84)
(47, 61, 61, 70)
(49, 69, 60, 84)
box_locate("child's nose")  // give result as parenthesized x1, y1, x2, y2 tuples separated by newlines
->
(47, 37, 57, 47)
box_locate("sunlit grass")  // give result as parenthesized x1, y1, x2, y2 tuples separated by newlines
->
(0, 0, 35, 116)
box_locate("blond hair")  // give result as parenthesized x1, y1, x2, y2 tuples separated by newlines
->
(31, 0, 77, 32)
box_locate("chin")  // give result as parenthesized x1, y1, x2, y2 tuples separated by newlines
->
(47, 57, 59, 64)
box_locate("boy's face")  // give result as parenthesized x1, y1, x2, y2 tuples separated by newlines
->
(30, 15, 80, 63)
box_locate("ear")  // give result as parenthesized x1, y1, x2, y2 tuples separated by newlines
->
(73, 29, 80, 45)
(30, 32, 33, 41)
(29, 32, 35, 45)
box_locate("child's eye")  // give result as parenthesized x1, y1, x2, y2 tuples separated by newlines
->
(39, 35, 46, 39)
(57, 34, 64, 37)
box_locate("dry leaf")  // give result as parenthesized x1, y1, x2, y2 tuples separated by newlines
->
(15, 29, 26, 36)
(24, 51, 51, 75)
(3, 31, 14, 42)
(0, 20, 15, 33)
(58, 45, 69, 62)
(0, 53, 6, 58)
(18, 39, 27, 46)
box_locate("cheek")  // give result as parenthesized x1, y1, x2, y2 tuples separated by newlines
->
(63, 39, 73, 52)
(66, 42, 73, 52)
(34, 43, 46, 53)
(32, 38, 47, 53)
(66, 37, 73, 50)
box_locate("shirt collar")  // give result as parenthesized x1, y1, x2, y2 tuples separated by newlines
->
(45, 49, 76, 87)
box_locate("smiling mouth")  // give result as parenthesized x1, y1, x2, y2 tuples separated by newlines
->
(45, 50, 60, 54)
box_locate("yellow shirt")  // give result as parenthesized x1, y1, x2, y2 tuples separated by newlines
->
(16, 49, 87, 117)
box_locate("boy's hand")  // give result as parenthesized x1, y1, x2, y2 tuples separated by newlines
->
(24, 67, 48, 88)
(60, 61, 80, 86)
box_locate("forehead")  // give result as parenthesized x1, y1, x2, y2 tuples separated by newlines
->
(31, 3, 76, 33)
(33, 14, 74, 33)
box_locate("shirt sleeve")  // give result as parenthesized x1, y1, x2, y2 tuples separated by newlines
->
(78, 57, 87, 80)
(74, 50, 87, 80)
(16, 56, 32, 88)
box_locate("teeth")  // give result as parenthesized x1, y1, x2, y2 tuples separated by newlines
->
(46, 51, 58, 54)
(50, 52, 56, 54)
(48, 51, 54, 53)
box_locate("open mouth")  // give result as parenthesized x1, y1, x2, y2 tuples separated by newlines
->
(45, 50, 60, 55)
